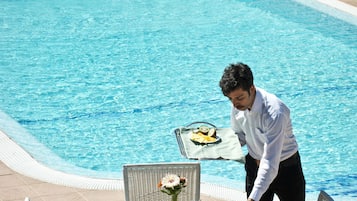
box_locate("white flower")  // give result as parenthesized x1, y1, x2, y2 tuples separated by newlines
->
(161, 174, 181, 189)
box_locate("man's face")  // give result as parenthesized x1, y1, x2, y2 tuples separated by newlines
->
(227, 86, 255, 111)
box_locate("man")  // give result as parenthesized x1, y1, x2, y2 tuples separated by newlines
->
(219, 63, 305, 201)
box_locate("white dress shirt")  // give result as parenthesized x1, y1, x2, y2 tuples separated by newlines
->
(231, 87, 298, 201)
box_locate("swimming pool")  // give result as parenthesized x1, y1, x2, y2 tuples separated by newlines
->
(0, 0, 356, 200)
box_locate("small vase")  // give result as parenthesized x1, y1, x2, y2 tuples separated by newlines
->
(171, 194, 178, 201)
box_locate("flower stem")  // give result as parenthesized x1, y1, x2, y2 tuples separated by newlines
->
(171, 194, 178, 201)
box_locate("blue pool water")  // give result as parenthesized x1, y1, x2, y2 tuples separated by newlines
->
(0, 0, 356, 200)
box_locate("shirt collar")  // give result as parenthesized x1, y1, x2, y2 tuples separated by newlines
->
(250, 87, 263, 114)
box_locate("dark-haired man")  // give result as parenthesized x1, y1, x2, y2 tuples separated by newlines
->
(219, 63, 305, 201)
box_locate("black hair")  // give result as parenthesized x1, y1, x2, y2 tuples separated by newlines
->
(219, 62, 254, 96)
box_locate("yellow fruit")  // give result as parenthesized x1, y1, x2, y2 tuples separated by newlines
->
(191, 132, 216, 143)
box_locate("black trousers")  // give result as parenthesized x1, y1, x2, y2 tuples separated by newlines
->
(245, 152, 306, 201)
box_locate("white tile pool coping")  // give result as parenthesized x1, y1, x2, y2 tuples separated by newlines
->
(0, 130, 247, 201)
(318, 0, 357, 16)
(297, 0, 357, 26)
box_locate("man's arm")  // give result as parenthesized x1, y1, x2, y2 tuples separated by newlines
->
(248, 113, 287, 200)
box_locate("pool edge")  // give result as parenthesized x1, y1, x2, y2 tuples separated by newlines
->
(318, 0, 357, 16)
(0, 130, 247, 201)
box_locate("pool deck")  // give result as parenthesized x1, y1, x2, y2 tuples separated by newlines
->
(1, 1, 356, 201)
(0, 162, 229, 201)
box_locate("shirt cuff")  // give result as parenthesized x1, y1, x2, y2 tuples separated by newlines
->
(249, 187, 264, 201)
